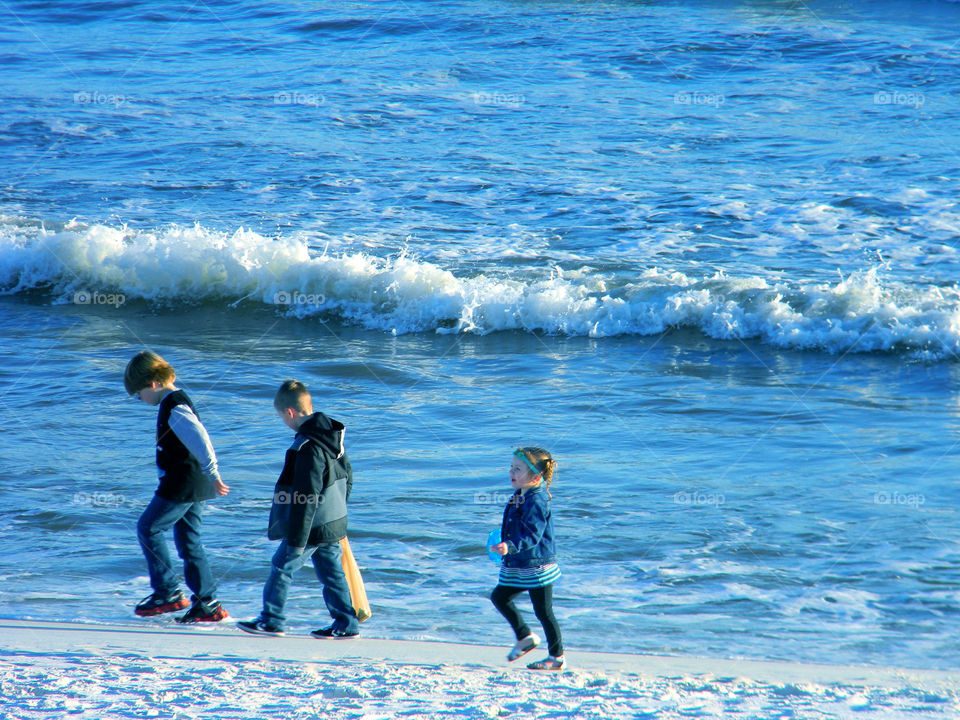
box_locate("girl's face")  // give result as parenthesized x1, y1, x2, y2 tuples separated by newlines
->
(509, 456, 541, 492)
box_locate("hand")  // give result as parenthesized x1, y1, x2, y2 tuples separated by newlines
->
(211, 477, 230, 496)
(489, 542, 509, 556)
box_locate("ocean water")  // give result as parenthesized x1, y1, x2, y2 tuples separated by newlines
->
(1, 0, 960, 672)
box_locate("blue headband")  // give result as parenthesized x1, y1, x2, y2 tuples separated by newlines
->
(514, 449, 541, 476)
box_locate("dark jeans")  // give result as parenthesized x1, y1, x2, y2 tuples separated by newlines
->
(491, 583, 563, 657)
(137, 494, 216, 600)
(260, 539, 359, 633)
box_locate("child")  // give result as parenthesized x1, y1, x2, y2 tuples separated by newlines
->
(489, 447, 565, 670)
(238, 380, 359, 638)
(124, 350, 230, 623)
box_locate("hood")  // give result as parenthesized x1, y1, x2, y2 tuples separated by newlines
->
(296, 412, 346, 458)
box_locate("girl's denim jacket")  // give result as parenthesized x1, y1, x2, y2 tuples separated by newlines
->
(500, 484, 557, 568)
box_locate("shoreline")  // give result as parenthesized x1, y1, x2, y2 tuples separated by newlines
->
(2, 618, 957, 690)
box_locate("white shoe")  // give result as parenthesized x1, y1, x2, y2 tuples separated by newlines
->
(507, 633, 540, 662)
(527, 655, 565, 671)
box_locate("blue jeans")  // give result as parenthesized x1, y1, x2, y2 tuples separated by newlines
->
(137, 495, 216, 600)
(260, 540, 358, 632)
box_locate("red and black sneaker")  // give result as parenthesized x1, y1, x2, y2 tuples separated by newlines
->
(134, 590, 191, 617)
(176, 596, 229, 624)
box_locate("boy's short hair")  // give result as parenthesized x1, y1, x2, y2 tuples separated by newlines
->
(274, 379, 313, 413)
(124, 351, 175, 395)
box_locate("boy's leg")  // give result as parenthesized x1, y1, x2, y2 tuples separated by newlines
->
(137, 495, 191, 596)
(490, 585, 532, 641)
(172, 502, 216, 600)
(260, 541, 312, 629)
(310, 542, 359, 633)
(528, 585, 564, 657)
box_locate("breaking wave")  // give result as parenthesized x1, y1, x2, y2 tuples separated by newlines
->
(2, 217, 958, 359)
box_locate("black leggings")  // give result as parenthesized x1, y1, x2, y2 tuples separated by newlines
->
(490, 583, 563, 657)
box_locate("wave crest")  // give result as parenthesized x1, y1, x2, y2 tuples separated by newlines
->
(2, 217, 958, 358)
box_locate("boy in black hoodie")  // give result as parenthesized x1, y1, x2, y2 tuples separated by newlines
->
(239, 380, 359, 638)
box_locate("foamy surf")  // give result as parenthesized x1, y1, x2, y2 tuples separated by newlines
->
(1, 217, 958, 358)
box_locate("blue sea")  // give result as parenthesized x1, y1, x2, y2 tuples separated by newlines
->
(2, 0, 960, 673)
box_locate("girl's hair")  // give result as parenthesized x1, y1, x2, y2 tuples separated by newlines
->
(516, 446, 556, 497)
(124, 350, 175, 395)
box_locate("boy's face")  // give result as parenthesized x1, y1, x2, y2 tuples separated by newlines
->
(277, 407, 298, 430)
(134, 382, 165, 406)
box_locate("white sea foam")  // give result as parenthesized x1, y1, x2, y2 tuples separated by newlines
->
(1, 217, 958, 358)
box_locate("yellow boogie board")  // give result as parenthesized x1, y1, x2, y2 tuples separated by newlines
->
(339, 537, 372, 622)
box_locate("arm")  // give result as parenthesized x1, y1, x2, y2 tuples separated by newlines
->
(167, 405, 229, 496)
(286, 444, 324, 548)
(344, 457, 353, 502)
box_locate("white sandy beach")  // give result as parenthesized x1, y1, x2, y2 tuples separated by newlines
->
(1, 619, 957, 719)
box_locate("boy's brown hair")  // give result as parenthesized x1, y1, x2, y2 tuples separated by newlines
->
(274, 379, 313, 413)
(124, 351, 175, 395)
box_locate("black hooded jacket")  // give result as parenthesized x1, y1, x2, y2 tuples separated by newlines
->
(267, 412, 353, 547)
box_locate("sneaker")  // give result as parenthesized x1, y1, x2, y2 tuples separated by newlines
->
(507, 633, 540, 662)
(176, 596, 229, 624)
(237, 619, 285, 636)
(527, 655, 565, 671)
(310, 625, 359, 639)
(135, 590, 190, 617)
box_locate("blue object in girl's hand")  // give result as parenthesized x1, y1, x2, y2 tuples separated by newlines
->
(486, 528, 502, 563)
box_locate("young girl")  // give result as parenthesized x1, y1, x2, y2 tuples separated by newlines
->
(489, 446, 564, 671)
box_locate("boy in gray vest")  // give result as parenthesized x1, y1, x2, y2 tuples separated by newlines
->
(239, 380, 359, 638)
(124, 350, 230, 623)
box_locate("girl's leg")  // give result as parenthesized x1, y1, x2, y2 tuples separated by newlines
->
(528, 584, 563, 657)
(490, 585, 532, 641)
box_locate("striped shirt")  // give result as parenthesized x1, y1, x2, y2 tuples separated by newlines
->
(498, 562, 561, 589)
